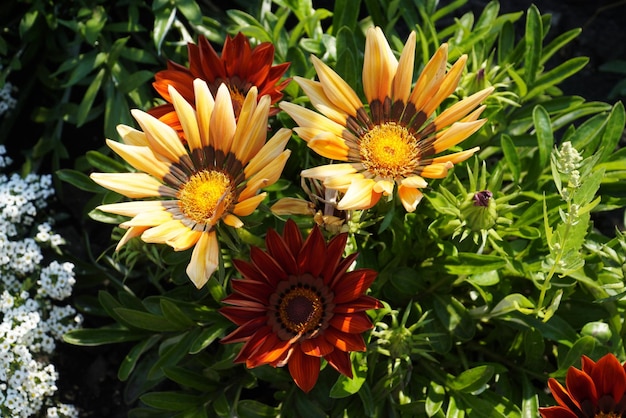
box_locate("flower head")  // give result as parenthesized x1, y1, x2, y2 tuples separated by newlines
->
(540, 353, 626, 418)
(280, 26, 493, 212)
(149, 33, 290, 138)
(90, 81, 291, 288)
(219, 219, 382, 392)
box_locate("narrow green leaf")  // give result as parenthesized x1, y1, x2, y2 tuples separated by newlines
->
(140, 391, 205, 411)
(597, 102, 626, 163)
(526, 57, 589, 100)
(445, 253, 506, 275)
(501, 134, 521, 183)
(330, 352, 367, 398)
(521, 374, 539, 418)
(160, 299, 196, 329)
(523, 5, 542, 85)
(163, 367, 217, 391)
(63, 327, 147, 346)
(426, 381, 446, 416)
(489, 294, 535, 317)
(554, 336, 596, 376)
(148, 329, 201, 380)
(86, 150, 128, 173)
(447, 365, 494, 393)
(114, 308, 185, 332)
(152, 6, 176, 54)
(541, 28, 581, 64)
(118, 335, 161, 381)
(56, 168, 105, 193)
(434, 295, 475, 341)
(331, 0, 361, 34)
(189, 322, 229, 354)
(76, 67, 105, 127)
(173, 0, 203, 26)
(236, 400, 280, 418)
(532, 105, 553, 171)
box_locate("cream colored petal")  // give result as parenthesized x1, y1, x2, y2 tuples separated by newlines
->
(398, 184, 424, 212)
(115, 226, 149, 251)
(461, 105, 486, 123)
(131, 109, 188, 164)
(141, 219, 190, 244)
(120, 210, 174, 228)
(167, 228, 202, 251)
(432, 87, 493, 129)
(432, 147, 479, 165)
(401, 175, 428, 188)
(117, 124, 149, 146)
(187, 231, 219, 289)
(270, 198, 316, 216)
(280, 102, 346, 137)
(336, 178, 381, 210)
(98, 201, 167, 217)
(422, 55, 467, 117)
(323, 172, 365, 193)
(244, 128, 291, 177)
(169, 85, 202, 154)
(363, 26, 398, 104)
(301, 163, 358, 180)
(409, 43, 448, 112)
(308, 132, 350, 161)
(232, 89, 269, 165)
(90, 173, 176, 198)
(392, 31, 416, 104)
(295, 77, 350, 125)
(210, 83, 237, 155)
(106, 139, 172, 180)
(240, 151, 290, 200)
(421, 162, 454, 179)
(233, 193, 267, 217)
(308, 56, 362, 117)
(372, 179, 394, 195)
(194, 79, 216, 149)
(433, 120, 486, 153)
(223, 214, 244, 228)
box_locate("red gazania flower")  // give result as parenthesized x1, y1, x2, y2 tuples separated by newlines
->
(149, 33, 290, 136)
(540, 353, 626, 418)
(219, 220, 382, 392)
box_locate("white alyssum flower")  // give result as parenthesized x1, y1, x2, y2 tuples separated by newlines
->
(0, 146, 81, 417)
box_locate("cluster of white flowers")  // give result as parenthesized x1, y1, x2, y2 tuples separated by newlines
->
(0, 147, 82, 417)
(0, 80, 17, 117)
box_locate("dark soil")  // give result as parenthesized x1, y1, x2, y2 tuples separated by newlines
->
(52, 1, 626, 416)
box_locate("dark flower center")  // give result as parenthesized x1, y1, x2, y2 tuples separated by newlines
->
(269, 274, 335, 341)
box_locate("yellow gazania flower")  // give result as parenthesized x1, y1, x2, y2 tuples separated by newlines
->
(280, 26, 494, 212)
(90, 80, 291, 288)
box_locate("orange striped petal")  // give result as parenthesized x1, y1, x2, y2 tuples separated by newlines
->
(422, 55, 467, 117)
(295, 77, 350, 125)
(168, 85, 202, 154)
(96, 201, 166, 217)
(300, 336, 335, 357)
(323, 326, 366, 352)
(324, 348, 353, 378)
(409, 43, 448, 112)
(280, 102, 346, 137)
(372, 179, 394, 195)
(398, 184, 424, 212)
(333, 269, 378, 303)
(433, 87, 494, 129)
(194, 79, 215, 149)
(167, 228, 202, 251)
(288, 347, 320, 393)
(363, 26, 398, 104)
(120, 210, 173, 228)
(141, 219, 189, 244)
(115, 226, 149, 251)
(244, 128, 291, 177)
(420, 162, 454, 179)
(105, 139, 172, 180)
(233, 193, 267, 217)
(209, 83, 237, 154)
(307, 131, 350, 161)
(310, 55, 362, 117)
(223, 213, 243, 228)
(433, 120, 487, 153)
(336, 178, 381, 210)
(329, 312, 373, 333)
(431, 147, 479, 165)
(301, 163, 358, 181)
(392, 31, 416, 104)
(130, 109, 188, 164)
(117, 124, 149, 147)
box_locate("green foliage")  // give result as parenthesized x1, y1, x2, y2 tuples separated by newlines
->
(4, 0, 625, 416)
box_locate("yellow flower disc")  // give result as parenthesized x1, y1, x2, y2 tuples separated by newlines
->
(359, 122, 419, 179)
(178, 169, 235, 224)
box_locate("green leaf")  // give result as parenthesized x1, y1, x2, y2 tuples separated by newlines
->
(521, 374, 539, 418)
(114, 308, 186, 332)
(541, 28, 581, 64)
(331, 0, 361, 34)
(532, 105, 553, 172)
(56, 168, 105, 193)
(526, 57, 589, 100)
(447, 365, 494, 393)
(148, 329, 202, 380)
(173, 0, 203, 26)
(330, 352, 367, 398)
(63, 326, 147, 346)
(523, 5, 542, 85)
(189, 322, 230, 354)
(426, 380, 446, 416)
(554, 336, 596, 376)
(489, 294, 535, 318)
(118, 335, 161, 381)
(86, 150, 128, 173)
(76, 67, 105, 127)
(140, 391, 205, 411)
(434, 295, 475, 341)
(236, 400, 280, 418)
(160, 299, 196, 329)
(596, 102, 626, 163)
(117, 70, 155, 94)
(445, 253, 506, 275)
(163, 367, 217, 391)
(152, 5, 176, 53)
(501, 134, 521, 183)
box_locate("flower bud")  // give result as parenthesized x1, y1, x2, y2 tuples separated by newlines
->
(460, 190, 497, 231)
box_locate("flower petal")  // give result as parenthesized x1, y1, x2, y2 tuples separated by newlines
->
(329, 312, 374, 334)
(300, 336, 335, 357)
(187, 230, 219, 288)
(310, 55, 362, 117)
(288, 347, 320, 393)
(90, 173, 176, 198)
(333, 269, 378, 304)
(323, 326, 366, 352)
(363, 26, 398, 105)
(336, 178, 381, 210)
(324, 348, 353, 378)
(398, 184, 424, 212)
(210, 83, 237, 154)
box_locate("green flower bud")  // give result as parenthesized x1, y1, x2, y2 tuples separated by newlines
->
(460, 190, 497, 231)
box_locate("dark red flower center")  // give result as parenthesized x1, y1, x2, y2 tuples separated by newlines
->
(269, 274, 335, 341)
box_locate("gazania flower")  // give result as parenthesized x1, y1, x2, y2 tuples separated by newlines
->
(539, 353, 626, 418)
(280, 26, 494, 212)
(90, 81, 291, 288)
(219, 219, 382, 392)
(149, 33, 290, 137)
